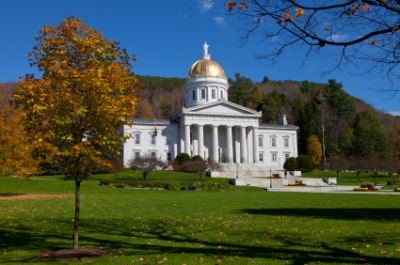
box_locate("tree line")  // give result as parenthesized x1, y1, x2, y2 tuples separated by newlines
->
(136, 73, 400, 166)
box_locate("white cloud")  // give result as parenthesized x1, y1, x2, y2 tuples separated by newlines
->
(214, 16, 225, 26)
(199, 0, 214, 12)
(327, 33, 348, 42)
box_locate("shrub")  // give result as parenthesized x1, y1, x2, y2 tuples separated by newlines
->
(175, 153, 191, 165)
(284, 157, 298, 171)
(296, 155, 314, 173)
(129, 155, 167, 180)
(191, 155, 203, 161)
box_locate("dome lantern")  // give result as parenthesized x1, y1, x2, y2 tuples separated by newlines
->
(188, 42, 226, 79)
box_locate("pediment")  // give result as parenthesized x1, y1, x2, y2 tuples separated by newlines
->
(183, 101, 261, 117)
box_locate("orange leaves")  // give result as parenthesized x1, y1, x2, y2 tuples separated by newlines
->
(345, 3, 370, 15)
(238, 1, 248, 10)
(277, 12, 292, 24)
(295, 7, 304, 17)
(277, 7, 304, 24)
(225, 1, 247, 12)
(225, 1, 236, 12)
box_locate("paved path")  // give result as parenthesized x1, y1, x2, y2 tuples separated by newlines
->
(234, 177, 400, 195)
(268, 186, 400, 195)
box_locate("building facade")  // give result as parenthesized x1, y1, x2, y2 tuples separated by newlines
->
(123, 43, 298, 176)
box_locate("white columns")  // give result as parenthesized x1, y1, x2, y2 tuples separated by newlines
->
(198, 125, 204, 159)
(212, 125, 219, 162)
(180, 125, 185, 153)
(226, 126, 233, 163)
(240, 126, 248, 163)
(234, 127, 240, 163)
(247, 128, 253, 163)
(185, 124, 191, 155)
(253, 127, 259, 163)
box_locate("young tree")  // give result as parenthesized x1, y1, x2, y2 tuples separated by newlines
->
(14, 17, 141, 249)
(307, 135, 323, 166)
(129, 155, 167, 180)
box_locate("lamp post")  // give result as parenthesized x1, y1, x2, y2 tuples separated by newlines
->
(269, 168, 272, 189)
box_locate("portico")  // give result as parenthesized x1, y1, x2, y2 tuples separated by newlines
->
(179, 100, 262, 164)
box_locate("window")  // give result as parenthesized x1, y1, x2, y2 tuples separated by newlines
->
(134, 151, 140, 159)
(271, 153, 277, 162)
(220, 90, 223, 99)
(284, 153, 290, 161)
(259, 152, 264, 162)
(166, 138, 171, 145)
(192, 90, 196, 100)
(167, 152, 172, 161)
(151, 134, 156, 145)
(151, 151, 156, 159)
(201, 88, 206, 99)
(134, 133, 140, 145)
(271, 136, 276, 147)
(258, 135, 263, 147)
(211, 89, 216, 99)
(284, 136, 289, 148)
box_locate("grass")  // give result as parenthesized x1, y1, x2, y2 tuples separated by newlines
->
(0, 171, 400, 264)
(302, 169, 400, 188)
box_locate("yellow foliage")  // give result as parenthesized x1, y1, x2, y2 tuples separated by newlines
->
(14, 17, 142, 178)
(307, 135, 322, 166)
(0, 93, 39, 176)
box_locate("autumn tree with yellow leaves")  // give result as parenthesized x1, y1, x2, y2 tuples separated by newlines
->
(307, 135, 323, 166)
(0, 86, 39, 176)
(14, 17, 141, 249)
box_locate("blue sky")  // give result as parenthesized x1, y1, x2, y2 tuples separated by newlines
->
(1, 0, 399, 114)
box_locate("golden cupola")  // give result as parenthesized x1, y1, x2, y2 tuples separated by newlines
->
(185, 42, 229, 108)
(188, 42, 226, 79)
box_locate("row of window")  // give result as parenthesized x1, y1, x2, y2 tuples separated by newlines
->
(134, 151, 172, 161)
(259, 152, 290, 163)
(258, 135, 290, 148)
(191, 88, 224, 101)
(134, 133, 169, 145)
(133, 133, 291, 149)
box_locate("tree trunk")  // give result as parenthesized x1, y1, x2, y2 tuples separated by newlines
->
(73, 179, 81, 249)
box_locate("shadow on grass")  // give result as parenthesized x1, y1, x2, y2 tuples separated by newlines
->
(1, 217, 400, 264)
(241, 208, 400, 221)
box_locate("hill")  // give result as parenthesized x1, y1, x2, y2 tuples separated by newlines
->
(2, 75, 400, 161)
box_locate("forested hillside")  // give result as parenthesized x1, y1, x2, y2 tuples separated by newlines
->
(134, 74, 400, 161)
(2, 74, 400, 173)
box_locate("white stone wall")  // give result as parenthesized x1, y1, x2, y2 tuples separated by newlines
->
(257, 128, 298, 169)
(123, 123, 179, 168)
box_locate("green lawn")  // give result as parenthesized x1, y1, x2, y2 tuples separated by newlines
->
(1, 171, 400, 264)
(302, 169, 400, 188)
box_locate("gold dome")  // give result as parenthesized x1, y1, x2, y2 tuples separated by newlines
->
(188, 58, 226, 79)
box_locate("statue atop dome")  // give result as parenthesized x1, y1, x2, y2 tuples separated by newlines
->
(203, 41, 210, 59)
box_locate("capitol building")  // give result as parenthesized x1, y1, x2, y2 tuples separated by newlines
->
(123, 43, 298, 177)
